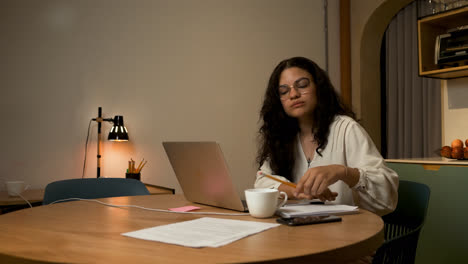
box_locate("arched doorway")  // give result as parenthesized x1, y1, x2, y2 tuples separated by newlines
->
(358, 0, 413, 150)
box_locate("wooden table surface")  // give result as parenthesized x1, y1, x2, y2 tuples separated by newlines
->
(0, 194, 384, 264)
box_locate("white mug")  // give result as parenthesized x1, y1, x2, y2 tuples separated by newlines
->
(245, 188, 288, 218)
(5, 181, 29, 197)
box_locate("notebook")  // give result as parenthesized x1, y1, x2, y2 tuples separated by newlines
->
(162, 141, 248, 212)
(276, 204, 359, 218)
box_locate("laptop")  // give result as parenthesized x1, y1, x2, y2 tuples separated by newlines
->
(162, 141, 248, 212)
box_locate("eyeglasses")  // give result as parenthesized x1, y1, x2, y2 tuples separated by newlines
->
(278, 77, 311, 101)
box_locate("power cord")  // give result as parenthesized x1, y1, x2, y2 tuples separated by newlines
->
(82, 119, 93, 179)
(12, 192, 33, 208)
(49, 198, 250, 216)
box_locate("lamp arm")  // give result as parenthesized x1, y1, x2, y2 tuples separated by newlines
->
(92, 117, 114, 123)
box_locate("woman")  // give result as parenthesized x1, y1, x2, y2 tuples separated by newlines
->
(255, 56, 398, 216)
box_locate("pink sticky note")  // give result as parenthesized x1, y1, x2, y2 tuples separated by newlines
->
(168, 206, 201, 212)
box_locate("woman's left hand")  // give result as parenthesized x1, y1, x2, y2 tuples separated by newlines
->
(294, 165, 345, 200)
(296, 187, 338, 201)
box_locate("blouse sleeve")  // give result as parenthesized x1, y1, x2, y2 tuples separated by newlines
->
(254, 160, 290, 189)
(345, 121, 399, 216)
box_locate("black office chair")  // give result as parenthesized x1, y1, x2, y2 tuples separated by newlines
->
(372, 180, 431, 264)
(43, 178, 150, 205)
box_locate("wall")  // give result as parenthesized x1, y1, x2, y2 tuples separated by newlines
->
(442, 78, 468, 146)
(0, 0, 340, 196)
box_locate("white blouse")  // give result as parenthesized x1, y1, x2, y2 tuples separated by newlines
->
(255, 115, 399, 216)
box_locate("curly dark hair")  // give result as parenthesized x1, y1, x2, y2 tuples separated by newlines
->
(256, 56, 355, 181)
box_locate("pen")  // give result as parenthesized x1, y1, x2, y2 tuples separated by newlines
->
(136, 159, 145, 172)
(263, 174, 297, 188)
(137, 160, 147, 173)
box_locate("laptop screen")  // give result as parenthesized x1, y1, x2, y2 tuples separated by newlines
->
(162, 141, 247, 212)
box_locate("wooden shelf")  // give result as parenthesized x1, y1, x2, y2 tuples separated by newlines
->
(418, 6, 468, 79)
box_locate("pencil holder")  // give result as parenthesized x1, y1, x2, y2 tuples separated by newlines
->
(126, 173, 141, 181)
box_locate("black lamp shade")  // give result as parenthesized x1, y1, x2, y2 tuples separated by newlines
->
(108, 116, 129, 141)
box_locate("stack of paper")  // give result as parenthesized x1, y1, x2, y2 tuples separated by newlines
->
(276, 204, 359, 218)
(122, 217, 280, 248)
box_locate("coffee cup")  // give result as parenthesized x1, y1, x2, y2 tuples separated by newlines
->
(245, 188, 288, 218)
(5, 181, 29, 197)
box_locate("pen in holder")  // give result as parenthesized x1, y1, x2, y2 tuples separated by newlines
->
(126, 172, 141, 181)
(126, 158, 147, 181)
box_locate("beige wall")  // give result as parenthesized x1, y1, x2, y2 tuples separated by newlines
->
(327, 0, 341, 93)
(442, 78, 468, 146)
(0, 0, 339, 195)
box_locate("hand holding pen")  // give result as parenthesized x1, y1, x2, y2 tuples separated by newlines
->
(262, 173, 336, 202)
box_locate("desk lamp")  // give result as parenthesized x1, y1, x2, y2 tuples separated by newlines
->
(92, 107, 129, 178)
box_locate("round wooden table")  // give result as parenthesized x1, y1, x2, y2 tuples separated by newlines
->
(0, 194, 384, 263)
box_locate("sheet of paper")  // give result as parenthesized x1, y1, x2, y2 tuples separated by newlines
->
(122, 217, 280, 248)
(277, 204, 359, 218)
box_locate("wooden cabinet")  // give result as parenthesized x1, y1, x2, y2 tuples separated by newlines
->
(418, 6, 468, 78)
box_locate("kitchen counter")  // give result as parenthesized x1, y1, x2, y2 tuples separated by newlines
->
(385, 157, 468, 170)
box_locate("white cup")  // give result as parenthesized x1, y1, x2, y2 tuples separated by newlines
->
(245, 188, 288, 218)
(5, 181, 29, 197)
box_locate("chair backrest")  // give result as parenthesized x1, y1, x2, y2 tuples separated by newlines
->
(382, 180, 431, 229)
(43, 178, 150, 205)
(373, 180, 431, 264)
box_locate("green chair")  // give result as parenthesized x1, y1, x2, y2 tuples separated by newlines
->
(43, 178, 150, 205)
(372, 180, 431, 264)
